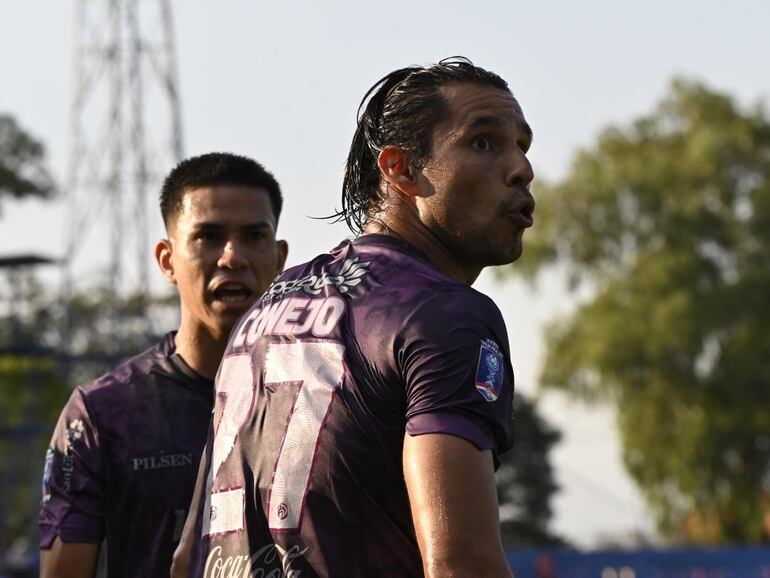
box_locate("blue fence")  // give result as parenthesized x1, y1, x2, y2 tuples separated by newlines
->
(507, 546, 770, 578)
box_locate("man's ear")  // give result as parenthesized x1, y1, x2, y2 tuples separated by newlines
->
(155, 238, 177, 285)
(275, 240, 288, 274)
(377, 146, 420, 198)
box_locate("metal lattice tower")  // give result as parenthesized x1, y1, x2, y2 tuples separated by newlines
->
(63, 0, 183, 352)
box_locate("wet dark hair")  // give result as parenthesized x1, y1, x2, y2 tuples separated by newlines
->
(160, 152, 283, 228)
(334, 57, 511, 234)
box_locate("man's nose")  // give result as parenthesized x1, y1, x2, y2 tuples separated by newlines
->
(505, 148, 534, 189)
(218, 240, 247, 269)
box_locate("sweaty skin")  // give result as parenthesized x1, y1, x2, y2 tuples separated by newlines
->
(40, 541, 99, 578)
(404, 434, 513, 578)
(370, 83, 534, 285)
(372, 83, 533, 577)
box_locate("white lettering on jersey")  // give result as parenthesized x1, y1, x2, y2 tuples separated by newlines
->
(232, 297, 346, 347)
(203, 544, 308, 578)
(273, 298, 311, 335)
(266, 257, 370, 298)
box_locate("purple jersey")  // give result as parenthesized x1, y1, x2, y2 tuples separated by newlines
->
(40, 332, 214, 578)
(188, 235, 514, 577)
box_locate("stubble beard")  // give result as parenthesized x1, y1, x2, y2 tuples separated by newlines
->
(465, 228, 525, 270)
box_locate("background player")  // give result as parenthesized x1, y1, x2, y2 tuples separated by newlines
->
(177, 57, 534, 577)
(39, 153, 288, 578)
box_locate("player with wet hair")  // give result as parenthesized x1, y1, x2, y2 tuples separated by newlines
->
(177, 57, 534, 577)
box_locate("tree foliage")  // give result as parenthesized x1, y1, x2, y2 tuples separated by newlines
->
(0, 278, 176, 553)
(0, 114, 55, 209)
(497, 393, 565, 547)
(0, 356, 69, 551)
(0, 113, 58, 554)
(507, 78, 770, 543)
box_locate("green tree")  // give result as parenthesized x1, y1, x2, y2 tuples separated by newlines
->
(497, 393, 564, 547)
(0, 355, 69, 551)
(0, 113, 59, 554)
(0, 277, 175, 552)
(506, 78, 770, 543)
(0, 114, 55, 209)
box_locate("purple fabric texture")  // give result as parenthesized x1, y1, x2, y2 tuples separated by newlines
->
(39, 332, 214, 578)
(187, 235, 515, 578)
(406, 411, 495, 450)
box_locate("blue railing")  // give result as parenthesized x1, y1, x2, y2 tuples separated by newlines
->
(507, 546, 770, 578)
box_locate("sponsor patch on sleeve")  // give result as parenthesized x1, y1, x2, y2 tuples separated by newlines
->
(42, 448, 54, 502)
(65, 418, 85, 450)
(475, 339, 504, 402)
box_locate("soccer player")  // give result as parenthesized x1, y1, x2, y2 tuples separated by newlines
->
(39, 153, 288, 578)
(178, 57, 534, 578)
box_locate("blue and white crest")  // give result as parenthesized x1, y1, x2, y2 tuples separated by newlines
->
(475, 339, 504, 402)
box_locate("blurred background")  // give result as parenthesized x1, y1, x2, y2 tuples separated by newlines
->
(1, 1, 769, 576)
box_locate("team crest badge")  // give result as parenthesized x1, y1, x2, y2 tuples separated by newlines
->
(475, 339, 504, 402)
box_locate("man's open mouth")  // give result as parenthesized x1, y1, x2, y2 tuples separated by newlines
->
(212, 283, 253, 304)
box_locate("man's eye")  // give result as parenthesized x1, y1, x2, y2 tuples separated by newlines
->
(248, 231, 267, 241)
(196, 232, 219, 242)
(472, 137, 491, 151)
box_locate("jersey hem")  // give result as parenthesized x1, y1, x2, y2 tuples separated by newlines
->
(405, 410, 495, 450)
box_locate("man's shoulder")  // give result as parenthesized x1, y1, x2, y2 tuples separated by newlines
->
(347, 235, 501, 309)
(255, 235, 504, 336)
(399, 287, 505, 346)
(269, 234, 439, 287)
(78, 333, 174, 398)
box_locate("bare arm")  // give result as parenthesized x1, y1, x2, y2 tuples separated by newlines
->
(170, 493, 198, 578)
(171, 441, 209, 578)
(403, 433, 512, 578)
(40, 538, 99, 578)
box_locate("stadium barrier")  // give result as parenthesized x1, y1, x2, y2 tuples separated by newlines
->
(507, 546, 770, 578)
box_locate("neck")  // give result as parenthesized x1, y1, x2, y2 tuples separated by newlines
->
(365, 202, 482, 285)
(174, 316, 229, 379)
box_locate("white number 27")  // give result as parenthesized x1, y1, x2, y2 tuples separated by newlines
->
(264, 341, 345, 531)
(209, 340, 345, 535)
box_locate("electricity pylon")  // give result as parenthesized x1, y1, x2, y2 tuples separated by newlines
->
(63, 0, 183, 355)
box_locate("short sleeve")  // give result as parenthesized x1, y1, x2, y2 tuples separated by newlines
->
(39, 386, 105, 548)
(397, 291, 514, 461)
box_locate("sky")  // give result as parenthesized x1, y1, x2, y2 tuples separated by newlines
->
(2, 0, 770, 548)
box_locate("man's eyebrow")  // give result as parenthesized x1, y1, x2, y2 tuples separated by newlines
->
(191, 222, 224, 231)
(466, 115, 505, 131)
(242, 221, 273, 230)
(191, 221, 273, 230)
(465, 115, 534, 141)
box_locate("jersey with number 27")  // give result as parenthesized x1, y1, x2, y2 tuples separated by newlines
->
(188, 234, 515, 578)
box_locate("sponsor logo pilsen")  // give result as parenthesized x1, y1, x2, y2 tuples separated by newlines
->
(132, 451, 194, 471)
(204, 544, 308, 578)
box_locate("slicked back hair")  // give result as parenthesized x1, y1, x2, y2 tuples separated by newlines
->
(160, 152, 283, 228)
(334, 57, 511, 234)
